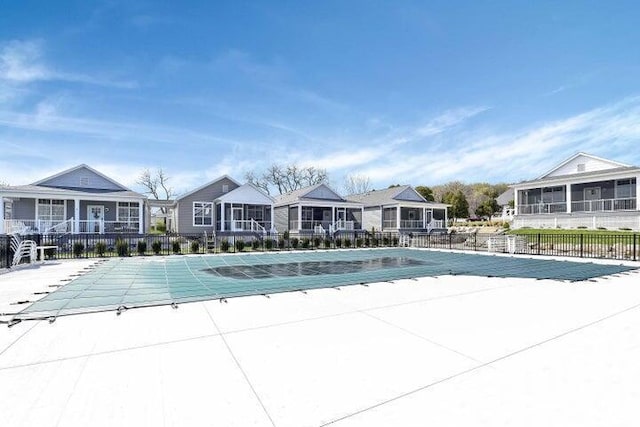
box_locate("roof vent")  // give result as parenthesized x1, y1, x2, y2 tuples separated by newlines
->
(79, 177, 89, 187)
(222, 184, 229, 193)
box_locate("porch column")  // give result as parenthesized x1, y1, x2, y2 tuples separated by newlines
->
(566, 184, 572, 213)
(361, 206, 364, 230)
(139, 199, 145, 234)
(514, 189, 519, 215)
(297, 205, 302, 231)
(396, 206, 401, 229)
(220, 202, 225, 231)
(444, 207, 448, 227)
(636, 176, 640, 210)
(74, 199, 80, 233)
(331, 206, 335, 225)
(422, 207, 426, 228)
(270, 204, 275, 231)
(0, 197, 4, 234)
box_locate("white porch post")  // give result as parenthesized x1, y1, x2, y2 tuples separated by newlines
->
(139, 199, 144, 234)
(396, 206, 401, 229)
(444, 207, 448, 227)
(636, 176, 640, 210)
(297, 205, 302, 231)
(361, 206, 364, 230)
(220, 202, 225, 231)
(270, 204, 275, 231)
(74, 199, 80, 233)
(514, 189, 519, 216)
(566, 184, 572, 213)
(331, 206, 335, 225)
(422, 207, 426, 228)
(0, 197, 4, 234)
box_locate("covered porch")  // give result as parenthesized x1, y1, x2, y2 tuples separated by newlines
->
(215, 184, 275, 233)
(382, 205, 447, 231)
(0, 195, 145, 235)
(516, 178, 638, 215)
(288, 202, 363, 233)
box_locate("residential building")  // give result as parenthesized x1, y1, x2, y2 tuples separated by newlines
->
(511, 152, 640, 230)
(347, 185, 449, 233)
(0, 164, 147, 235)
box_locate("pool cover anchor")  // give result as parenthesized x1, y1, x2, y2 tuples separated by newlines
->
(171, 302, 179, 309)
(262, 294, 271, 299)
(116, 305, 128, 316)
(219, 298, 228, 304)
(48, 316, 56, 324)
(6, 318, 22, 328)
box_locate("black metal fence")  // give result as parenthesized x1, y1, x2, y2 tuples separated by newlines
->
(1, 231, 638, 268)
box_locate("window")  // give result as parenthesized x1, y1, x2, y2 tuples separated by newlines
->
(222, 184, 229, 193)
(193, 202, 213, 226)
(247, 205, 264, 221)
(542, 186, 565, 203)
(301, 207, 313, 221)
(38, 199, 65, 222)
(117, 202, 140, 223)
(615, 179, 635, 199)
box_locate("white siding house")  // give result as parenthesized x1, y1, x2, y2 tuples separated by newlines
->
(511, 153, 640, 230)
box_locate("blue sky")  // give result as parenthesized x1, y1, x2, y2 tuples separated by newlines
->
(1, 0, 640, 195)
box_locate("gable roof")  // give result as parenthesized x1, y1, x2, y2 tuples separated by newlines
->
(274, 183, 346, 206)
(32, 164, 131, 191)
(348, 185, 449, 208)
(537, 152, 631, 180)
(175, 175, 242, 202)
(215, 183, 274, 204)
(496, 189, 513, 206)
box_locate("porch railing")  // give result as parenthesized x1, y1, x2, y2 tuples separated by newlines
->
(571, 198, 636, 212)
(4, 219, 74, 235)
(290, 220, 332, 231)
(517, 202, 567, 215)
(383, 219, 444, 230)
(223, 220, 271, 232)
(332, 220, 355, 231)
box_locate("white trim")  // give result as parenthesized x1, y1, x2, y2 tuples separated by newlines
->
(192, 201, 214, 227)
(87, 204, 105, 233)
(0, 197, 4, 234)
(535, 152, 630, 180)
(0, 190, 144, 202)
(32, 164, 132, 191)
(513, 170, 640, 191)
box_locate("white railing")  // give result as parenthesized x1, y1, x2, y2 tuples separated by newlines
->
(383, 219, 445, 230)
(4, 219, 72, 235)
(333, 220, 354, 231)
(517, 202, 567, 215)
(224, 220, 271, 232)
(76, 220, 140, 234)
(289, 220, 333, 231)
(571, 198, 636, 212)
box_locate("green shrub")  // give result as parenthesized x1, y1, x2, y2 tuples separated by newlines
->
(73, 242, 84, 258)
(382, 236, 390, 246)
(364, 237, 370, 247)
(191, 241, 200, 253)
(137, 240, 147, 255)
(116, 239, 129, 257)
(324, 238, 331, 248)
(301, 238, 310, 249)
(152, 240, 162, 255)
(335, 238, 342, 248)
(172, 240, 181, 254)
(313, 237, 321, 248)
(278, 238, 285, 249)
(235, 239, 245, 252)
(343, 238, 351, 248)
(291, 237, 299, 249)
(220, 239, 230, 252)
(371, 237, 378, 247)
(619, 227, 632, 231)
(502, 222, 510, 229)
(252, 239, 261, 250)
(95, 242, 106, 257)
(283, 230, 290, 240)
(356, 238, 363, 248)
(392, 236, 399, 246)
(265, 239, 274, 250)
(597, 226, 607, 230)
(577, 226, 588, 229)
(155, 222, 166, 233)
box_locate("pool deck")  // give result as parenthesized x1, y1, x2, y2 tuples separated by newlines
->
(1, 250, 640, 426)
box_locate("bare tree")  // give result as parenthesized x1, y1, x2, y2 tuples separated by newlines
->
(137, 168, 176, 224)
(245, 163, 329, 195)
(342, 174, 372, 195)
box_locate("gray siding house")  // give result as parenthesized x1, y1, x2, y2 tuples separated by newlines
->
(510, 153, 640, 230)
(273, 184, 363, 234)
(168, 176, 274, 235)
(0, 164, 147, 234)
(347, 186, 449, 233)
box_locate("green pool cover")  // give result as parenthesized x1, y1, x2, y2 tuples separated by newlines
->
(14, 248, 636, 321)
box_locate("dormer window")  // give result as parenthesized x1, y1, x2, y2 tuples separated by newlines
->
(222, 184, 229, 193)
(80, 177, 89, 187)
(576, 164, 585, 172)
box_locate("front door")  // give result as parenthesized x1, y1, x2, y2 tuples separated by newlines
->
(87, 205, 104, 233)
(232, 207, 243, 231)
(584, 187, 601, 211)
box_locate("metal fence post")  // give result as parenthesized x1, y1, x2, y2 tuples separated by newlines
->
(537, 233, 541, 255)
(634, 234, 637, 262)
(580, 234, 584, 258)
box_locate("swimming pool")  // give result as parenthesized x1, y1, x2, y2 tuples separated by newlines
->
(14, 248, 636, 321)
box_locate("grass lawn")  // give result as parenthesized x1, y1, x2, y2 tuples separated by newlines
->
(508, 228, 637, 236)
